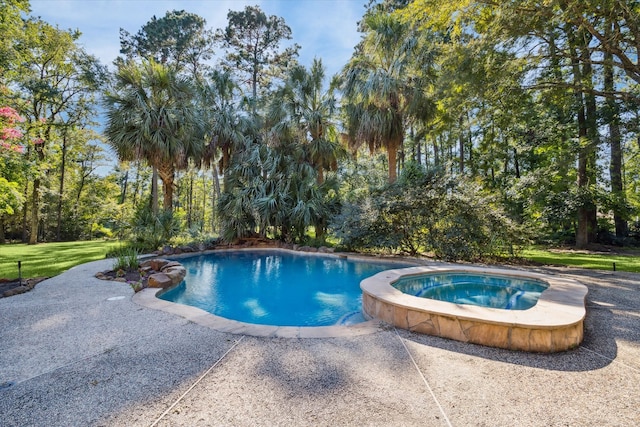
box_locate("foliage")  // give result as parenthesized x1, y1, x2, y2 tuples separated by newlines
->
(118, 9, 215, 76)
(219, 135, 340, 243)
(3, 3, 640, 254)
(341, 10, 435, 183)
(331, 166, 525, 260)
(0, 106, 26, 218)
(216, 5, 300, 104)
(10, 17, 106, 244)
(0, 0, 30, 79)
(104, 59, 203, 212)
(0, 240, 120, 279)
(276, 59, 345, 184)
(111, 246, 140, 271)
(131, 207, 181, 251)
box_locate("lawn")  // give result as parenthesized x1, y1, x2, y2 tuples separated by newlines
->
(2, 240, 639, 280)
(0, 240, 121, 279)
(521, 247, 640, 273)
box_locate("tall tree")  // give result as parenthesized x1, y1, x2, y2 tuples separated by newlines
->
(342, 12, 433, 183)
(13, 18, 104, 244)
(603, 20, 628, 238)
(401, 0, 640, 246)
(196, 69, 247, 188)
(278, 59, 343, 184)
(216, 5, 300, 111)
(119, 9, 215, 76)
(0, 0, 30, 82)
(104, 60, 203, 212)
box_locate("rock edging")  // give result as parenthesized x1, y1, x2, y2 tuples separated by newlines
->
(95, 258, 186, 292)
(142, 259, 187, 289)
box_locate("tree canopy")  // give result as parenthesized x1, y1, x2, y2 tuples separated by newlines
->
(2, 1, 640, 258)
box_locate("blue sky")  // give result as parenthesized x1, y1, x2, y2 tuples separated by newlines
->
(29, 0, 366, 78)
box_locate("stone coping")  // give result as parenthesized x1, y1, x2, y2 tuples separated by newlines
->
(361, 265, 589, 352)
(133, 248, 413, 339)
(361, 265, 588, 328)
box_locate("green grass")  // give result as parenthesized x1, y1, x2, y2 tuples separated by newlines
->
(2, 239, 639, 279)
(521, 248, 640, 273)
(0, 240, 121, 279)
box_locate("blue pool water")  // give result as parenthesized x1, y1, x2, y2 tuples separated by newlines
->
(393, 273, 549, 310)
(158, 251, 410, 326)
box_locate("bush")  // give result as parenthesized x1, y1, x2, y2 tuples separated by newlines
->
(330, 169, 525, 261)
(131, 207, 181, 251)
(110, 246, 140, 271)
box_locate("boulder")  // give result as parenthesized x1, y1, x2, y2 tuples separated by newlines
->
(140, 258, 171, 271)
(148, 273, 173, 288)
(164, 267, 186, 285)
(160, 261, 182, 271)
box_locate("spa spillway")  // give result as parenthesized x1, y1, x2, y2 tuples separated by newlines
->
(361, 265, 588, 352)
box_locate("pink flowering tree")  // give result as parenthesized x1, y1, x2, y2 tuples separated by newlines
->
(0, 105, 26, 241)
(0, 106, 25, 154)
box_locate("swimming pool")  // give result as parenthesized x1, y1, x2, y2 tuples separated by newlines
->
(392, 273, 549, 310)
(158, 250, 410, 327)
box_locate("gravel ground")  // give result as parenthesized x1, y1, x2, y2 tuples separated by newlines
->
(0, 258, 638, 426)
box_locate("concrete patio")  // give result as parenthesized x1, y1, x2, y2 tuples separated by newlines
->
(0, 257, 638, 426)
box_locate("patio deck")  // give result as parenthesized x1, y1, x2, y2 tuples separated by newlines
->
(0, 258, 638, 426)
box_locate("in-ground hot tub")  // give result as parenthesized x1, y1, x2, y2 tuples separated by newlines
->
(361, 265, 588, 352)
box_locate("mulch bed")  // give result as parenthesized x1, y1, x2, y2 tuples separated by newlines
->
(0, 277, 48, 298)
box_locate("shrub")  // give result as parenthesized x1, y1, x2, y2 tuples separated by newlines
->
(111, 246, 140, 271)
(132, 207, 181, 251)
(331, 169, 525, 261)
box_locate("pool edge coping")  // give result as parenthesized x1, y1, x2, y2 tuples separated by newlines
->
(360, 265, 588, 328)
(132, 287, 388, 338)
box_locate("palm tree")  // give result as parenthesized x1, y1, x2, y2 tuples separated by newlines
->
(104, 60, 203, 212)
(281, 59, 345, 184)
(196, 70, 250, 191)
(341, 12, 432, 183)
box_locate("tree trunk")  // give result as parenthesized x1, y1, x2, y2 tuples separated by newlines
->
(604, 22, 628, 238)
(120, 170, 129, 204)
(0, 216, 5, 244)
(56, 132, 68, 241)
(201, 172, 206, 233)
(458, 115, 465, 174)
(569, 28, 597, 249)
(187, 172, 193, 229)
(28, 178, 40, 245)
(433, 136, 439, 166)
(583, 55, 599, 244)
(157, 162, 174, 212)
(387, 137, 400, 183)
(212, 168, 220, 232)
(21, 180, 29, 243)
(151, 166, 159, 215)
